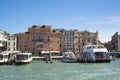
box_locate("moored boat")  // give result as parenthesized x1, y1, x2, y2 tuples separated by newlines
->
(0, 51, 23, 65)
(63, 52, 77, 63)
(79, 44, 111, 63)
(0, 51, 9, 65)
(15, 52, 32, 65)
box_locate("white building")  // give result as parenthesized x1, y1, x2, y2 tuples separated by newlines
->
(63, 30, 78, 52)
(7, 35, 17, 51)
(0, 30, 8, 51)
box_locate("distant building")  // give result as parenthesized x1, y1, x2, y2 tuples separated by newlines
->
(62, 30, 98, 53)
(63, 30, 78, 52)
(111, 32, 120, 52)
(74, 30, 98, 52)
(0, 30, 8, 51)
(17, 25, 63, 55)
(7, 34, 17, 51)
(104, 41, 111, 52)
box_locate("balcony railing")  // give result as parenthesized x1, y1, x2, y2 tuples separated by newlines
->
(32, 39, 44, 42)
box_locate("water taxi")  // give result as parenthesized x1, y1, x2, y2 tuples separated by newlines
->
(0, 51, 21, 65)
(15, 52, 32, 65)
(0, 51, 9, 64)
(63, 51, 77, 63)
(79, 44, 111, 63)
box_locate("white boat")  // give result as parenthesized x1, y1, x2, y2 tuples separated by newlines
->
(63, 52, 77, 63)
(79, 44, 111, 63)
(15, 52, 32, 65)
(0, 51, 9, 64)
(0, 51, 22, 65)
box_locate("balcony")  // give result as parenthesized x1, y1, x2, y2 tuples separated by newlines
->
(32, 39, 44, 42)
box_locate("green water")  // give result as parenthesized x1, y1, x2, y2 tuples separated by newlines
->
(0, 59, 120, 80)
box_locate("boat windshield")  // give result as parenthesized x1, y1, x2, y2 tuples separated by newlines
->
(95, 52, 109, 59)
(4, 55, 8, 58)
(16, 55, 28, 60)
(0, 55, 3, 60)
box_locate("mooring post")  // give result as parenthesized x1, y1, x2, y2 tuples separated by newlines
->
(49, 53, 53, 63)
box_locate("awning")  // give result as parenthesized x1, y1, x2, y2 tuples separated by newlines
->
(0, 43, 4, 47)
(0, 37, 7, 41)
(41, 51, 60, 54)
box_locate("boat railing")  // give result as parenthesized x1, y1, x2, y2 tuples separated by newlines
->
(0, 55, 3, 60)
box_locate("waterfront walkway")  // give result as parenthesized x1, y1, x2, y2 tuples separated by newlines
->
(32, 56, 63, 60)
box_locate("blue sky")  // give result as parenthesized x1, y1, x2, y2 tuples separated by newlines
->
(0, 0, 120, 43)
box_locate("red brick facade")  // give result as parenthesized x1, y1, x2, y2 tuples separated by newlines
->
(17, 25, 63, 55)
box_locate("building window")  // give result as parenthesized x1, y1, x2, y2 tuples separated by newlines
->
(88, 38, 90, 42)
(20, 36, 21, 40)
(13, 47, 15, 51)
(35, 36, 44, 41)
(28, 36, 30, 41)
(33, 36, 35, 40)
(13, 38, 15, 40)
(93, 38, 96, 42)
(13, 42, 15, 46)
(48, 36, 50, 41)
(34, 29, 40, 32)
(8, 38, 10, 40)
(116, 40, 118, 43)
(8, 42, 10, 46)
(60, 44, 61, 48)
(36, 43, 44, 49)
(83, 43, 84, 46)
(8, 47, 10, 51)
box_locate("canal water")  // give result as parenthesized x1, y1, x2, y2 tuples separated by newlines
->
(0, 59, 120, 80)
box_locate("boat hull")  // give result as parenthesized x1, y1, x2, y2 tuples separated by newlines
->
(79, 59, 111, 63)
(95, 59, 111, 63)
(15, 61, 32, 65)
(63, 59, 78, 63)
(0, 62, 8, 65)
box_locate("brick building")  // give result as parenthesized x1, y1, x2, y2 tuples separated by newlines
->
(17, 25, 63, 55)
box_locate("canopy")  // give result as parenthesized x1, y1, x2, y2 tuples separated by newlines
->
(41, 51, 60, 54)
(0, 43, 4, 47)
(0, 37, 7, 41)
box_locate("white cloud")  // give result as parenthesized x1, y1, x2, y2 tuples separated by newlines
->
(58, 16, 120, 25)
(54, 16, 120, 43)
(85, 17, 120, 25)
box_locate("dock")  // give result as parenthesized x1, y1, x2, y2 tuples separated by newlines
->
(32, 56, 63, 60)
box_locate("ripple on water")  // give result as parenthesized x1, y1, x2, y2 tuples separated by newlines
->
(0, 60, 120, 80)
